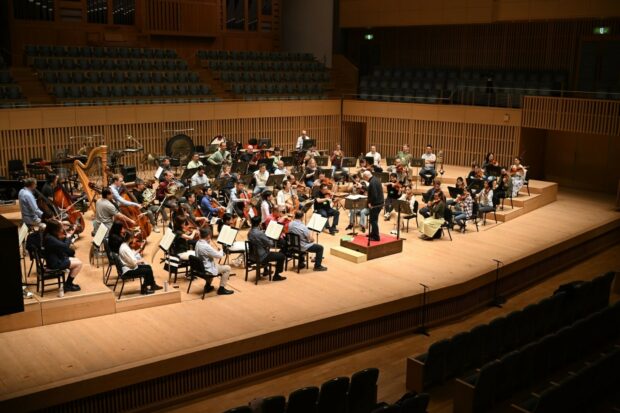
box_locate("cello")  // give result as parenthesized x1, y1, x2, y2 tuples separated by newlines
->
(52, 185, 85, 234)
(119, 185, 152, 239)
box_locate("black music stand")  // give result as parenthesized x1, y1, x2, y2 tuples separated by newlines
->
(281, 156, 295, 167)
(410, 158, 425, 189)
(486, 164, 502, 178)
(342, 157, 357, 168)
(320, 168, 333, 179)
(315, 156, 329, 167)
(204, 163, 221, 178)
(467, 178, 484, 194)
(238, 174, 253, 187)
(344, 196, 367, 236)
(448, 186, 464, 199)
(393, 199, 412, 240)
(265, 174, 285, 189)
(293, 171, 304, 182)
(257, 138, 272, 148)
(302, 139, 316, 150)
(231, 161, 248, 175)
(373, 171, 390, 183)
(364, 156, 375, 167)
(180, 167, 199, 184)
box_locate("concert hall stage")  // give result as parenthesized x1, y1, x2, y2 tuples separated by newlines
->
(0, 185, 618, 412)
(340, 233, 404, 260)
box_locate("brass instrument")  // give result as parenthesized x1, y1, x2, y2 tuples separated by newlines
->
(142, 188, 156, 207)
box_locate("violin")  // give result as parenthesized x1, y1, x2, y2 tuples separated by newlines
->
(53, 184, 85, 234)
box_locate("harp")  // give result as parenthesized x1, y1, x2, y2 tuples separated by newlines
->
(74, 145, 108, 211)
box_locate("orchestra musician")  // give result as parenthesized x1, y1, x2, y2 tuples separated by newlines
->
(156, 170, 177, 222)
(239, 144, 255, 164)
(43, 219, 83, 291)
(184, 192, 209, 228)
(345, 174, 369, 232)
(19, 178, 44, 227)
(399, 185, 418, 215)
(218, 163, 235, 198)
(366, 145, 382, 172)
(253, 163, 269, 195)
(418, 191, 446, 241)
(396, 144, 413, 166)
(248, 216, 287, 281)
(303, 145, 321, 163)
(199, 187, 223, 219)
(483, 152, 499, 177)
(158, 157, 172, 181)
(363, 170, 384, 242)
(187, 152, 203, 169)
(447, 177, 465, 206)
(454, 188, 474, 233)
(172, 204, 199, 252)
(330, 144, 345, 174)
(494, 169, 512, 208)
(477, 180, 494, 219)
(207, 142, 231, 166)
(273, 160, 288, 177)
(118, 231, 162, 295)
(314, 184, 340, 235)
(228, 180, 248, 218)
(510, 156, 527, 197)
(270, 147, 282, 173)
(304, 158, 318, 187)
(466, 163, 486, 187)
(388, 158, 410, 185)
(276, 180, 297, 214)
(131, 178, 161, 232)
(420, 144, 437, 184)
(194, 228, 234, 295)
(419, 179, 443, 218)
(41, 174, 58, 201)
(260, 190, 274, 223)
(383, 173, 403, 221)
(295, 129, 311, 151)
(110, 174, 141, 209)
(191, 166, 210, 188)
(288, 210, 327, 271)
(107, 222, 125, 253)
(94, 188, 135, 234)
(287, 174, 308, 201)
(263, 205, 289, 247)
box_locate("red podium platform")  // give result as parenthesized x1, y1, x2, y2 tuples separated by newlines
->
(339, 233, 404, 260)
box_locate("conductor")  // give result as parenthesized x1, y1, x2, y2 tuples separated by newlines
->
(363, 170, 384, 241)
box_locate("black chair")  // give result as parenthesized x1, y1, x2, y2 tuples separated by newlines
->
(400, 393, 429, 413)
(348, 368, 379, 413)
(112, 253, 143, 299)
(317, 376, 349, 413)
(466, 360, 500, 412)
(500, 190, 514, 210)
(446, 331, 470, 378)
(480, 202, 498, 226)
(440, 207, 452, 241)
(403, 200, 419, 232)
(467, 323, 489, 368)
(102, 237, 114, 286)
(285, 232, 309, 273)
(187, 255, 219, 299)
(462, 202, 479, 232)
(262, 396, 286, 413)
(416, 338, 449, 388)
(32, 247, 66, 296)
(244, 240, 272, 284)
(222, 407, 252, 413)
(286, 386, 319, 413)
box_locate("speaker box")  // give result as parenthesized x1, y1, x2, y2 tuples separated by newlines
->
(122, 166, 137, 183)
(0, 216, 24, 316)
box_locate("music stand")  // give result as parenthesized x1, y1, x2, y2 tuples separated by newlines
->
(315, 156, 329, 167)
(257, 138, 272, 148)
(293, 171, 304, 182)
(468, 178, 484, 194)
(364, 156, 375, 167)
(386, 157, 396, 167)
(393, 199, 412, 240)
(265, 174, 285, 189)
(410, 158, 425, 190)
(342, 157, 357, 168)
(302, 139, 316, 150)
(373, 171, 389, 183)
(344, 196, 367, 235)
(206, 144, 219, 154)
(281, 156, 295, 167)
(204, 163, 221, 178)
(214, 177, 233, 192)
(231, 161, 248, 175)
(320, 168, 333, 179)
(180, 167, 199, 183)
(448, 186, 464, 199)
(239, 174, 253, 187)
(486, 164, 502, 178)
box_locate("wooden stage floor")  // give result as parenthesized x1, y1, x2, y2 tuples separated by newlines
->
(0, 185, 618, 411)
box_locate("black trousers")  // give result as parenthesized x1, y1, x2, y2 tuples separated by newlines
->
(300, 244, 324, 268)
(124, 264, 155, 287)
(369, 206, 381, 240)
(262, 251, 285, 275)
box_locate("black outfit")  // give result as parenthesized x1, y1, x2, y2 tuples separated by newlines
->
(384, 183, 400, 214)
(108, 233, 123, 254)
(366, 176, 384, 241)
(419, 187, 440, 218)
(248, 227, 285, 276)
(44, 234, 73, 270)
(313, 194, 339, 232)
(125, 265, 157, 291)
(41, 182, 54, 199)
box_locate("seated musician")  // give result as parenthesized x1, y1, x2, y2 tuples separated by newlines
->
(304, 158, 318, 187)
(43, 219, 82, 291)
(247, 216, 287, 281)
(199, 187, 222, 219)
(477, 180, 494, 217)
(107, 222, 125, 253)
(314, 184, 339, 235)
(396, 144, 413, 166)
(253, 163, 269, 195)
(260, 190, 274, 223)
(273, 160, 288, 177)
(110, 174, 141, 209)
(345, 174, 369, 232)
(156, 171, 177, 222)
(331, 144, 345, 174)
(419, 179, 443, 218)
(239, 144, 254, 163)
(287, 174, 308, 202)
(158, 157, 172, 182)
(388, 158, 410, 185)
(384, 173, 403, 221)
(191, 166, 210, 188)
(172, 205, 199, 252)
(207, 142, 231, 166)
(418, 191, 446, 241)
(466, 163, 486, 189)
(228, 180, 250, 218)
(19, 178, 44, 228)
(493, 169, 512, 208)
(453, 188, 474, 233)
(366, 145, 383, 172)
(419, 144, 436, 184)
(288, 210, 327, 271)
(263, 205, 289, 251)
(41, 174, 57, 201)
(447, 177, 465, 206)
(94, 188, 135, 234)
(510, 156, 527, 197)
(270, 147, 282, 173)
(184, 192, 209, 228)
(118, 231, 162, 295)
(276, 180, 297, 214)
(131, 179, 160, 233)
(195, 228, 234, 295)
(482, 152, 499, 177)
(187, 153, 203, 169)
(399, 185, 418, 216)
(303, 145, 321, 163)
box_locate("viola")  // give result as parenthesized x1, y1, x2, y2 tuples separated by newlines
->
(53, 185, 85, 234)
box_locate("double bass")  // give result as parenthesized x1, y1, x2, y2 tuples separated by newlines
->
(52, 185, 85, 234)
(119, 185, 152, 239)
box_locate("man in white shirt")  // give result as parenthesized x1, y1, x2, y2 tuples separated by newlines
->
(187, 153, 203, 169)
(366, 145, 382, 172)
(273, 160, 288, 176)
(253, 163, 269, 195)
(420, 144, 437, 184)
(191, 166, 210, 188)
(194, 228, 233, 295)
(295, 129, 310, 151)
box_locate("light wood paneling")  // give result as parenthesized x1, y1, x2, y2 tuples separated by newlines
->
(39, 291, 116, 325)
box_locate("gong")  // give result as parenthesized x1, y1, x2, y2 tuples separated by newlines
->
(165, 134, 195, 164)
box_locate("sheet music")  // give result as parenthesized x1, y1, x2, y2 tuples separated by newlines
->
(159, 228, 176, 251)
(248, 207, 255, 219)
(154, 166, 164, 179)
(345, 194, 367, 200)
(93, 223, 108, 247)
(18, 224, 29, 245)
(265, 220, 284, 240)
(210, 216, 219, 225)
(217, 225, 238, 246)
(307, 213, 328, 232)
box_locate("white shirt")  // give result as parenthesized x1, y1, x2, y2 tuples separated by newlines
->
(187, 160, 203, 169)
(421, 153, 436, 170)
(274, 167, 287, 176)
(118, 242, 140, 274)
(254, 170, 269, 188)
(195, 239, 223, 275)
(191, 172, 210, 188)
(366, 151, 381, 167)
(260, 200, 271, 222)
(296, 135, 310, 150)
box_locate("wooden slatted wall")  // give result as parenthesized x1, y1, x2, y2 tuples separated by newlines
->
(144, 0, 219, 36)
(522, 96, 620, 136)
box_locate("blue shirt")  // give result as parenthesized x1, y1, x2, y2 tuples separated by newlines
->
(288, 219, 314, 251)
(200, 195, 219, 218)
(19, 188, 43, 225)
(109, 185, 139, 207)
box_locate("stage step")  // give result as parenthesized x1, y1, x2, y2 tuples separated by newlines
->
(330, 246, 367, 263)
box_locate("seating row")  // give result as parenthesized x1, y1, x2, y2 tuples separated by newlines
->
(38, 70, 201, 85)
(51, 83, 211, 100)
(57, 97, 222, 106)
(242, 95, 328, 101)
(0, 85, 24, 100)
(0, 71, 14, 84)
(220, 70, 330, 83)
(454, 301, 620, 413)
(25, 45, 177, 59)
(206, 59, 325, 72)
(406, 272, 615, 392)
(31, 57, 189, 71)
(197, 49, 315, 62)
(232, 82, 324, 95)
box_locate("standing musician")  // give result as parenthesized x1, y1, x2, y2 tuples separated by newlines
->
(156, 170, 177, 222)
(158, 157, 172, 182)
(194, 228, 234, 295)
(200, 187, 224, 219)
(191, 166, 210, 188)
(364, 170, 384, 242)
(117, 231, 162, 295)
(418, 191, 446, 241)
(420, 144, 437, 184)
(366, 145, 382, 172)
(383, 173, 403, 221)
(419, 179, 443, 218)
(345, 174, 369, 232)
(94, 188, 135, 234)
(253, 163, 270, 195)
(314, 184, 340, 235)
(208, 142, 231, 166)
(131, 179, 161, 233)
(110, 174, 141, 209)
(396, 144, 413, 166)
(260, 190, 274, 223)
(295, 129, 311, 151)
(19, 178, 44, 227)
(248, 216, 287, 281)
(43, 219, 82, 291)
(187, 153, 203, 169)
(288, 210, 327, 271)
